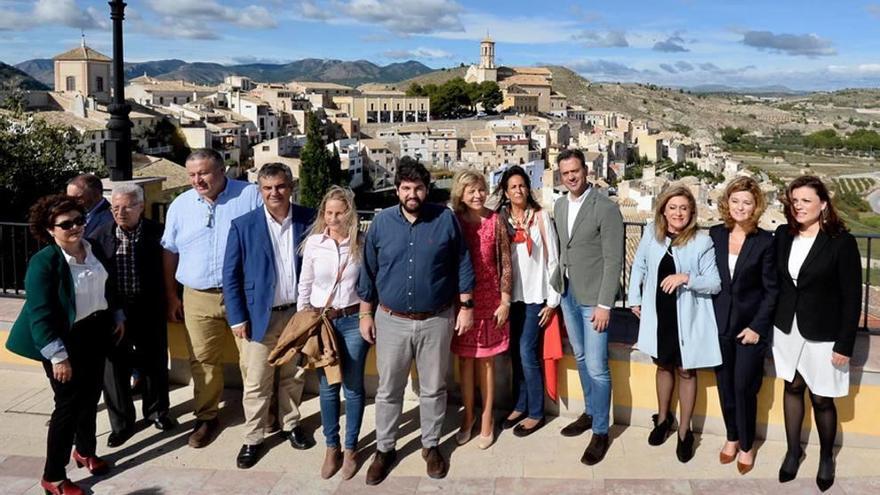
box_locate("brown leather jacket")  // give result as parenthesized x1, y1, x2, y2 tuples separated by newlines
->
(268, 309, 341, 384)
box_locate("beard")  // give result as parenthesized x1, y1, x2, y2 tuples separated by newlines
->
(401, 197, 423, 214)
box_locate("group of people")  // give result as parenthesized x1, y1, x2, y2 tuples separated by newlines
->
(5, 147, 859, 494)
(627, 174, 860, 492)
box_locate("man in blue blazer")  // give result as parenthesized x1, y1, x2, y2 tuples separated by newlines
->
(223, 163, 316, 469)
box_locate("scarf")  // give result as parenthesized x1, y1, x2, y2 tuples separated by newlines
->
(506, 207, 535, 256)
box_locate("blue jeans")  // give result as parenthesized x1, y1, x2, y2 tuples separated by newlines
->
(317, 314, 370, 449)
(509, 302, 544, 420)
(560, 284, 612, 435)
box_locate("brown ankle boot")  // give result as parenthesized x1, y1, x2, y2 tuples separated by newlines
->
(341, 448, 358, 480)
(320, 446, 342, 479)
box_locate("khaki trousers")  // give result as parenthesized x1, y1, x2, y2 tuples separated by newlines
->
(182, 287, 235, 421)
(234, 306, 305, 445)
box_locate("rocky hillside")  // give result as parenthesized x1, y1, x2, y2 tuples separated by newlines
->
(0, 62, 49, 90)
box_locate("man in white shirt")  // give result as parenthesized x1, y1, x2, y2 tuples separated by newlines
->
(222, 163, 316, 469)
(551, 149, 624, 466)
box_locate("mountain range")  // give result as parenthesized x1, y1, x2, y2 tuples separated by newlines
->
(0, 62, 49, 91)
(10, 58, 435, 87)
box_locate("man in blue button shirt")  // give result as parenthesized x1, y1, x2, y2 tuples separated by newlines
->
(161, 149, 262, 448)
(358, 158, 475, 485)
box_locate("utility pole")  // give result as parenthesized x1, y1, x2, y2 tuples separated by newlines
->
(105, 0, 133, 180)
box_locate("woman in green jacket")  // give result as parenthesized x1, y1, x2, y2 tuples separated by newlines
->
(6, 194, 124, 495)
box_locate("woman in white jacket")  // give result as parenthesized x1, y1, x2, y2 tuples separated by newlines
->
(628, 185, 722, 463)
(495, 165, 560, 437)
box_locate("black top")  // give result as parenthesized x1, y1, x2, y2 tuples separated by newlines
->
(772, 224, 862, 357)
(655, 247, 681, 367)
(709, 224, 778, 339)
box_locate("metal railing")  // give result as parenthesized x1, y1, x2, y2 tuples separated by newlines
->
(1, 218, 878, 331)
(0, 222, 45, 297)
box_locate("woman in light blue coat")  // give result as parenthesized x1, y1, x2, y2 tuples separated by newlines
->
(628, 185, 722, 463)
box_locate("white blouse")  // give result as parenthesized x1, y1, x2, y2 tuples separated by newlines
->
(297, 231, 362, 310)
(788, 234, 817, 286)
(511, 210, 561, 307)
(62, 240, 109, 323)
(728, 253, 738, 278)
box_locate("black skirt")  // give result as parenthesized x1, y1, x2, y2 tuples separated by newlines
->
(654, 250, 682, 367)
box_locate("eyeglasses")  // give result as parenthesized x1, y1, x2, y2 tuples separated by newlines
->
(54, 216, 86, 230)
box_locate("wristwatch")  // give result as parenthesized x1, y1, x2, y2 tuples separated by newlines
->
(460, 299, 474, 309)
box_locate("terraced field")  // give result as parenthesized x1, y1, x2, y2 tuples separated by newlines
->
(834, 177, 877, 194)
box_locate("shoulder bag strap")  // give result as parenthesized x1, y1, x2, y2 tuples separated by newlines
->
(319, 254, 349, 315)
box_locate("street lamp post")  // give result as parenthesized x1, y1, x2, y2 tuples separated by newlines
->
(105, 0, 132, 181)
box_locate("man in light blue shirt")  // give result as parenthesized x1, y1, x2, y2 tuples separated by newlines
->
(161, 149, 262, 448)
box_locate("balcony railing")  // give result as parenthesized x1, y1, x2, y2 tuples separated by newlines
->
(2, 218, 878, 331)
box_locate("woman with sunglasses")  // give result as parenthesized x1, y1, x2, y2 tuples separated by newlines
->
(6, 194, 125, 495)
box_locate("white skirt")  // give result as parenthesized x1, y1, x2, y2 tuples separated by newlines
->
(772, 318, 849, 398)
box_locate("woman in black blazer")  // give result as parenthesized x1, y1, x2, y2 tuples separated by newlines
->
(772, 176, 861, 492)
(710, 177, 778, 475)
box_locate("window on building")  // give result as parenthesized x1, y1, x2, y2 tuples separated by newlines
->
(159, 97, 164, 104)
(65, 76, 75, 91)
(96, 77, 104, 92)
(173, 97, 178, 104)
(262, 145, 270, 151)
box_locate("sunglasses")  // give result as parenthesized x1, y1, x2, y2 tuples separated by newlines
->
(54, 216, 86, 230)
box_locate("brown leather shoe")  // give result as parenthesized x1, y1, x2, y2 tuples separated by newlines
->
(341, 448, 358, 480)
(188, 418, 219, 448)
(421, 446, 448, 479)
(365, 449, 396, 485)
(580, 433, 610, 466)
(320, 446, 342, 479)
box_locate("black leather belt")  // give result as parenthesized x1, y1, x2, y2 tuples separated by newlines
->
(272, 302, 296, 312)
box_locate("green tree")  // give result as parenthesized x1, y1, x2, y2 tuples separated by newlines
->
(477, 81, 502, 112)
(298, 113, 335, 208)
(804, 129, 844, 149)
(0, 114, 104, 221)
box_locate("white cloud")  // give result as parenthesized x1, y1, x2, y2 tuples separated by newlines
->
(299, 0, 463, 35)
(432, 12, 580, 44)
(146, 0, 277, 29)
(383, 47, 453, 59)
(573, 30, 629, 48)
(741, 30, 835, 57)
(0, 0, 107, 31)
(868, 4, 880, 19)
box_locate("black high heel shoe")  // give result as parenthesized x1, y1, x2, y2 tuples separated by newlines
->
(778, 449, 803, 483)
(816, 456, 835, 492)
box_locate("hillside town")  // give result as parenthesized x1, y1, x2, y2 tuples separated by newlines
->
(6, 37, 785, 227)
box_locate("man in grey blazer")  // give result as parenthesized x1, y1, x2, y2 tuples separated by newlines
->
(551, 149, 624, 466)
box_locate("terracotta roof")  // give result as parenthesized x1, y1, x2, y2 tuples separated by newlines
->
(499, 74, 551, 87)
(511, 67, 551, 76)
(35, 111, 105, 132)
(53, 45, 111, 62)
(288, 81, 355, 91)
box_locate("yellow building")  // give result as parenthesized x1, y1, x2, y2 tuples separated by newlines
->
(332, 91, 430, 124)
(53, 40, 111, 104)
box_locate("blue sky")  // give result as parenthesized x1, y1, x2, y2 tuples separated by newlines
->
(2, 0, 879, 90)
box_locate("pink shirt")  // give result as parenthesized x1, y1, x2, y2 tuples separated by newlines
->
(297, 231, 362, 310)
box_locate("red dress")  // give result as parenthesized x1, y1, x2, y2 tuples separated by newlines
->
(452, 212, 510, 358)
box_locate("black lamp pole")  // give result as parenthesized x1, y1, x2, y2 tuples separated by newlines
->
(105, 0, 132, 181)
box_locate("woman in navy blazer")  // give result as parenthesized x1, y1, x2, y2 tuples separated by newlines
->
(709, 177, 778, 475)
(772, 176, 861, 492)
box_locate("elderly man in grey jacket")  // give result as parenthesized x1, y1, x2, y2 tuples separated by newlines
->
(551, 149, 624, 466)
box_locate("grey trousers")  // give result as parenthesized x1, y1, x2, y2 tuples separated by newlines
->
(374, 307, 454, 452)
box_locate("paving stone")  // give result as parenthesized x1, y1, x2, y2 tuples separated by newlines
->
(269, 472, 341, 495)
(335, 475, 420, 494)
(416, 477, 495, 493)
(201, 469, 284, 494)
(0, 455, 44, 478)
(0, 475, 39, 495)
(494, 477, 601, 495)
(604, 479, 692, 495)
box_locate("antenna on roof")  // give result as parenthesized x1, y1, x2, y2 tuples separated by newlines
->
(81, 29, 86, 49)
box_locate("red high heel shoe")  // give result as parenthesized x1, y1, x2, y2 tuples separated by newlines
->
(40, 478, 85, 495)
(71, 450, 110, 475)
